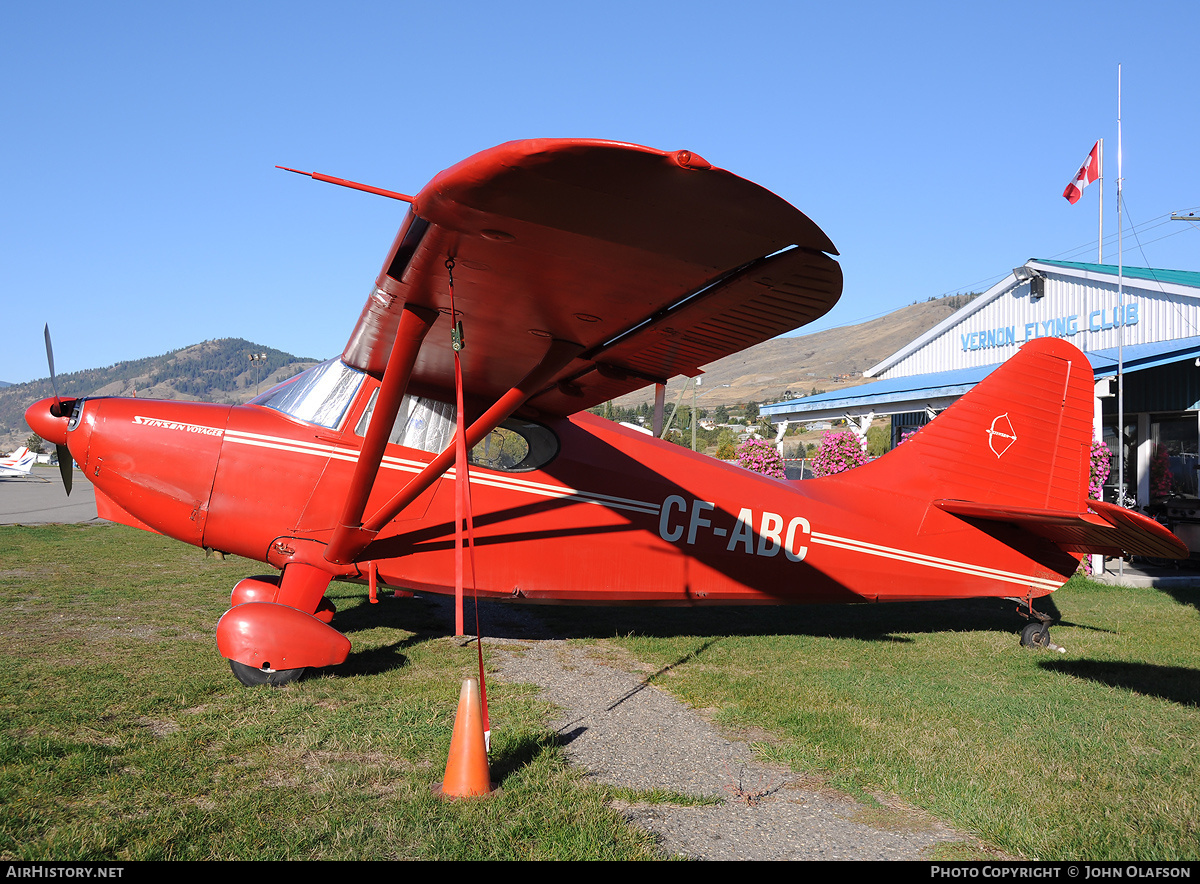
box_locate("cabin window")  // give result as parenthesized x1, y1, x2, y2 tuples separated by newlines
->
(355, 390, 559, 471)
(251, 358, 364, 429)
(355, 391, 456, 454)
(470, 420, 559, 472)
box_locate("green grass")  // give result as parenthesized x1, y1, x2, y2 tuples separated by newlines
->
(532, 579, 1200, 860)
(4, 524, 1198, 860)
(0, 524, 660, 860)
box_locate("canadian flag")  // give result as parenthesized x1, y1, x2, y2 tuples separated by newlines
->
(1063, 142, 1101, 204)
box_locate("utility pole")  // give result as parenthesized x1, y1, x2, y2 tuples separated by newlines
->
(248, 352, 268, 395)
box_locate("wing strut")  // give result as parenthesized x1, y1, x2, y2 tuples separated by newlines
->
(325, 304, 439, 565)
(323, 334, 586, 565)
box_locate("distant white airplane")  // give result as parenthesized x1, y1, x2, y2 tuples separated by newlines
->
(0, 447, 37, 478)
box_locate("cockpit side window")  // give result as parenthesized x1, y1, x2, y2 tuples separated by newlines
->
(355, 389, 559, 471)
(251, 359, 365, 429)
(354, 390, 455, 454)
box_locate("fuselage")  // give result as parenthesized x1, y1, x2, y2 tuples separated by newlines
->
(30, 360, 1075, 607)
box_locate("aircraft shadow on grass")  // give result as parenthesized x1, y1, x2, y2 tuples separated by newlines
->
(308, 587, 1200, 708)
(1039, 659, 1200, 707)
(418, 592, 1064, 644)
(1154, 583, 1200, 615)
(302, 589, 1074, 683)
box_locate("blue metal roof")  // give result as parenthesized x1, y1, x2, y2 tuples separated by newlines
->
(763, 336, 1200, 418)
(760, 364, 1000, 416)
(1088, 335, 1200, 376)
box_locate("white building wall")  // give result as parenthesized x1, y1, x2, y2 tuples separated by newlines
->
(877, 268, 1200, 380)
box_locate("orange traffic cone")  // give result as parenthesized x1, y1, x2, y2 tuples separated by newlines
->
(434, 677, 493, 798)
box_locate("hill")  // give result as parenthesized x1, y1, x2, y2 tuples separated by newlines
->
(0, 339, 317, 453)
(613, 294, 976, 409)
(2, 295, 977, 453)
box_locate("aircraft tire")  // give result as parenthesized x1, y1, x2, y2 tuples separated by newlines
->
(1019, 621, 1051, 649)
(228, 659, 306, 687)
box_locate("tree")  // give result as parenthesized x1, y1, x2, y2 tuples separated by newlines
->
(713, 404, 729, 424)
(744, 401, 759, 423)
(25, 434, 45, 454)
(865, 424, 891, 457)
(715, 428, 737, 459)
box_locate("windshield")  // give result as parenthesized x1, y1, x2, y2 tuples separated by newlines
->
(250, 359, 364, 429)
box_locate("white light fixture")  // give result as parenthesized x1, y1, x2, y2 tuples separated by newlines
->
(1012, 264, 1045, 300)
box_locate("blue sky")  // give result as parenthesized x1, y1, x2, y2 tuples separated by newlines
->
(3, 1, 1198, 384)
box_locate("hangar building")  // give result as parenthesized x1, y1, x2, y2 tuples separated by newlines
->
(762, 259, 1200, 513)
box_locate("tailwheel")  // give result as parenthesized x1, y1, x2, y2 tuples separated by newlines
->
(1009, 598, 1067, 653)
(229, 659, 306, 687)
(1019, 621, 1051, 649)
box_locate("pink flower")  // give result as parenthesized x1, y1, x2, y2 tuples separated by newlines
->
(1088, 440, 1111, 501)
(810, 431, 869, 477)
(734, 438, 786, 479)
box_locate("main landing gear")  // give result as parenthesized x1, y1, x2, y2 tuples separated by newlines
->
(229, 659, 306, 687)
(216, 567, 351, 686)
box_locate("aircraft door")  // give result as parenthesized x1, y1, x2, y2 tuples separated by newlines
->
(293, 384, 444, 537)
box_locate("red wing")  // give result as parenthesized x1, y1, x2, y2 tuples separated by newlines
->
(341, 139, 842, 415)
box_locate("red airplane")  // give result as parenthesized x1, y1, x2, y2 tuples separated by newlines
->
(25, 138, 1186, 686)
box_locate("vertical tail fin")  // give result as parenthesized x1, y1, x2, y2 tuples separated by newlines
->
(839, 338, 1185, 559)
(867, 337, 1093, 511)
(2, 447, 35, 475)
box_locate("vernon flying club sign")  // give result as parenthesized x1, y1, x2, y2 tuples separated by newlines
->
(961, 303, 1139, 353)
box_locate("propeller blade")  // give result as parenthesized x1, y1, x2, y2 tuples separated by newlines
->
(43, 324, 61, 408)
(57, 443, 72, 496)
(43, 325, 72, 495)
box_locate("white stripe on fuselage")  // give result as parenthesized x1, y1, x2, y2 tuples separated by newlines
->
(199, 425, 1060, 591)
(810, 531, 1061, 591)
(221, 428, 659, 515)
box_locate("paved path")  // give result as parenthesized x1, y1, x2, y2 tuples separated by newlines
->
(0, 467, 97, 525)
(451, 597, 981, 861)
(491, 638, 966, 860)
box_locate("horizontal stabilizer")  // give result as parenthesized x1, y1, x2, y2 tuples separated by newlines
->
(935, 498, 1188, 559)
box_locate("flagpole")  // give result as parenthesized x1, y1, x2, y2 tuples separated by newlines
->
(1117, 64, 1125, 521)
(1098, 138, 1104, 263)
